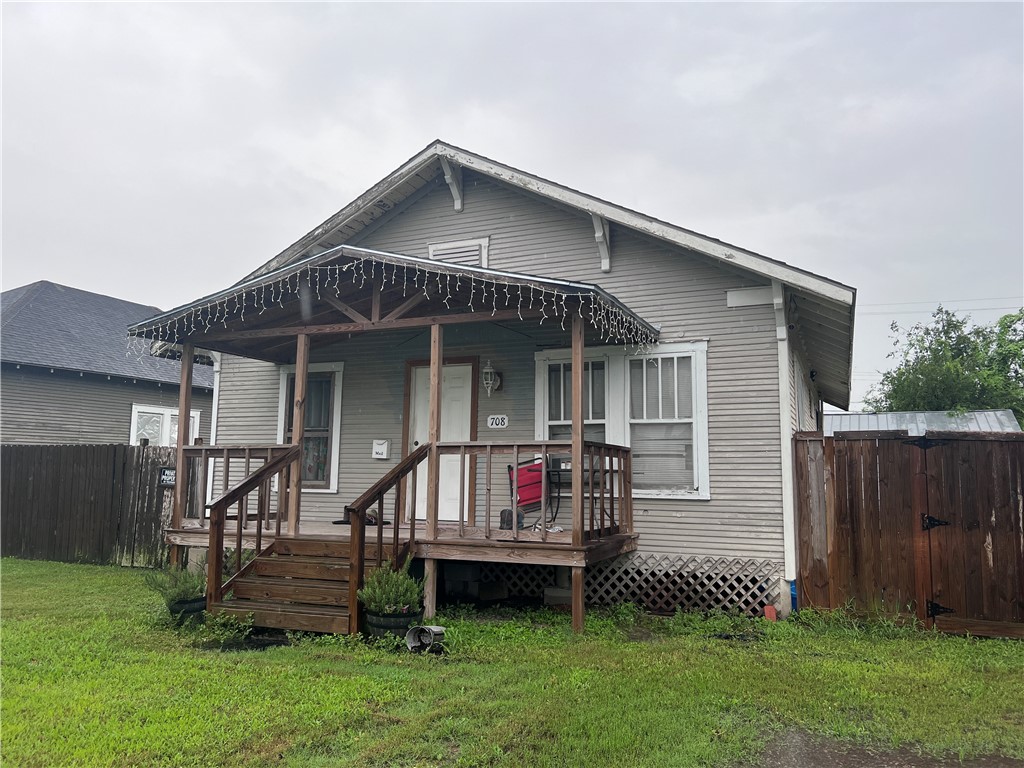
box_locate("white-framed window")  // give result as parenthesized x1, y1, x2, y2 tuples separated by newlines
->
(534, 341, 710, 500)
(627, 341, 709, 499)
(277, 362, 344, 493)
(427, 237, 490, 267)
(541, 358, 608, 444)
(130, 404, 200, 447)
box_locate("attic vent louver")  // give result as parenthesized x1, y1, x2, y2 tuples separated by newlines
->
(427, 237, 489, 268)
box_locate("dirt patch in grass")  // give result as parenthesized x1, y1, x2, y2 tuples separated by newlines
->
(753, 731, 1024, 768)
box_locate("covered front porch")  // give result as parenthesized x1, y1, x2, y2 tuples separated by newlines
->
(130, 246, 658, 633)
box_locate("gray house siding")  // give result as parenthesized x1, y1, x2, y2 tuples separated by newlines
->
(1, 364, 213, 445)
(214, 171, 786, 563)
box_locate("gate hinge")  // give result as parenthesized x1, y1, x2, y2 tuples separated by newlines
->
(903, 436, 949, 450)
(926, 600, 955, 619)
(922, 514, 950, 531)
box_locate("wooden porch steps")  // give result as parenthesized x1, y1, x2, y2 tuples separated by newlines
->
(231, 575, 348, 606)
(209, 539, 396, 634)
(213, 599, 351, 634)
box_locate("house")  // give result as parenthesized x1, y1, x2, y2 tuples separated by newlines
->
(1, 281, 214, 446)
(824, 409, 1022, 436)
(130, 140, 856, 633)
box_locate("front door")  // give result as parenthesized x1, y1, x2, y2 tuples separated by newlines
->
(408, 363, 473, 522)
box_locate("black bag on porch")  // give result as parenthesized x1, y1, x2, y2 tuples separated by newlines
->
(499, 508, 525, 530)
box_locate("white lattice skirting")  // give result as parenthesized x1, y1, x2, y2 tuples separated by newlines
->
(480, 554, 783, 615)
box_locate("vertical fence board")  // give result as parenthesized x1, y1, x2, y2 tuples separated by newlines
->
(806, 440, 829, 607)
(860, 440, 883, 611)
(794, 439, 829, 607)
(1012, 444, 1024, 622)
(876, 439, 900, 613)
(829, 438, 851, 607)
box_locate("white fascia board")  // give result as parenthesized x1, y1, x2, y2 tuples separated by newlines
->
(439, 146, 855, 306)
(242, 146, 443, 283)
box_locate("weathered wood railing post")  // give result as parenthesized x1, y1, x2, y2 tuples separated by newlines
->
(570, 314, 586, 632)
(423, 323, 443, 619)
(287, 333, 310, 536)
(206, 501, 225, 609)
(347, 505, 364, 635)
(170, 342, 194, 568)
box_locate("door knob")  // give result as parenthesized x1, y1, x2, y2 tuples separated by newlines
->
(414, 440, 420, 446)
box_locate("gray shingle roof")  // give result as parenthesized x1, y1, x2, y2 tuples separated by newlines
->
(1, 281, 214, 388)
(824, 409, 1021, 436)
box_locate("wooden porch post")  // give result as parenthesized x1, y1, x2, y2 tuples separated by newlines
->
(287, 333, 310, 536)
(170, 342, 194, 568)
(423, 323, 443, 619)
(570, 315, 586, 632)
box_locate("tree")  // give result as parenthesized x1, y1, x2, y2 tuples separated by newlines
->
(864, 307, 1024, 424)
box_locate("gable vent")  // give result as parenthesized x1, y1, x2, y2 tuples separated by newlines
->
(427, 237, 490, 268)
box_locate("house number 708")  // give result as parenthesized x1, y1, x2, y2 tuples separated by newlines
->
(487, 415, 509, 429)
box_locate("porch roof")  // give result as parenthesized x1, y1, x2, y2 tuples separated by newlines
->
(128, 245, 659, 361)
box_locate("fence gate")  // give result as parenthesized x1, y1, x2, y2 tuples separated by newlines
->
(794, 431, 1024, 638)
(920, 436, 1024, 636)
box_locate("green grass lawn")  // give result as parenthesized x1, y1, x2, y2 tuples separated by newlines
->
(2, 559, 1022, 768)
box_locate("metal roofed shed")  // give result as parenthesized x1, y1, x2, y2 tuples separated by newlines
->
(824, 409, 1022, 436)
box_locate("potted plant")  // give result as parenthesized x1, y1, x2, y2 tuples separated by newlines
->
(357, 559, 424, 639)
(145, 567, 207, 625)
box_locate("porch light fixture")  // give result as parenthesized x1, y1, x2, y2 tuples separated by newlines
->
(482, 360, 502, 397)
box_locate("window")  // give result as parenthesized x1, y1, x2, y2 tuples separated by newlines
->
(627, 342, 709, 498)
(130, 404, 200, 447)
(534, 341, 710, 500)
(277, 362, 344, 493)
(545, 360, 607, 443)
(427, 237, 490, 267)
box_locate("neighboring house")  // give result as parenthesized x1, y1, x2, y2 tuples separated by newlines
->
(1, 281, 214, 446)
(824, 409, 1022, 436)
(131, 140, 856, 631)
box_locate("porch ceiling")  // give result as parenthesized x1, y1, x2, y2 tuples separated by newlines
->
(129, 245, 659, 363)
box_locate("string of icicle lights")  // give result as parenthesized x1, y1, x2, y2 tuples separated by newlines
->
(127, 256, 657, 358)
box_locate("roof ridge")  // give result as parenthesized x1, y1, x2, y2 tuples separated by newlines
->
(0, 280, 46, 330)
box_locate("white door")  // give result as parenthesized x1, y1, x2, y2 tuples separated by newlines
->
(409, 364, 473, 522)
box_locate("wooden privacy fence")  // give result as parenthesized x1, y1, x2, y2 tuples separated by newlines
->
(794, 431, 1024, 638)
(1, 443, 177, 567)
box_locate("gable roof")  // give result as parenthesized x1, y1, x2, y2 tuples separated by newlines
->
(1, 281, 214, 388)
(244, 140, 856, 306)
(237, 140, 856, 408)
(824, 409, 1022, 436)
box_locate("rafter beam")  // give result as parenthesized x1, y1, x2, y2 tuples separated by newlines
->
(440, 157, 464, 212)
(592, 214, 611, 272)
(321, 294, 369, 323)
(198, 308, 543, 342)
(383, 292, 427, 321)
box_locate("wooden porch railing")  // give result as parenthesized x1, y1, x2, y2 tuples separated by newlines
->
(205, 446, 301, 607)
(178, 444, 296, 529)
(344, 442, 430, 633)
(434, 440, 634, 543)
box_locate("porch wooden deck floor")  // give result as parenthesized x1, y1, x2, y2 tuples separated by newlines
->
(166, 520, 637, 567)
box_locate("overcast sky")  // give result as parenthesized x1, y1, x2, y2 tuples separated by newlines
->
(3, 2, 1022, 410)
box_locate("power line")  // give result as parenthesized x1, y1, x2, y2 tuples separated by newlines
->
(859, 305, 1019, 316)
(859, 295, 1021, 307)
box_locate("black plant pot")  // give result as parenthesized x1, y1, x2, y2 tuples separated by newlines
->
(364, 609, 423, 639)
(168, 596, 207, 625)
